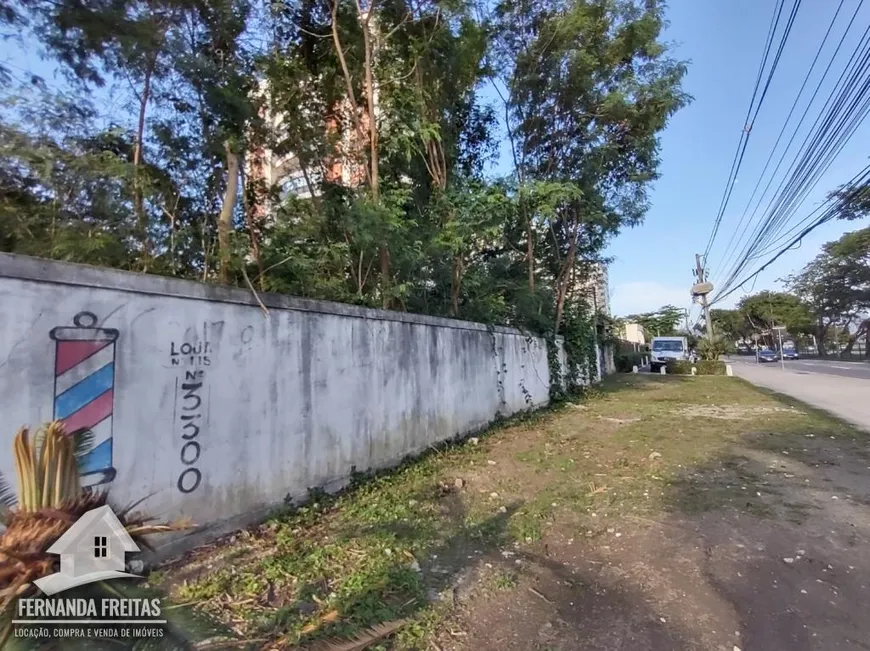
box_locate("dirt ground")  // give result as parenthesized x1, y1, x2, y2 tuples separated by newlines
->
(156, 375, 870, 651)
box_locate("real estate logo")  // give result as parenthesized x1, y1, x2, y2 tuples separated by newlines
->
(13, 505, 166, 642)
(34, 504, 140, 595)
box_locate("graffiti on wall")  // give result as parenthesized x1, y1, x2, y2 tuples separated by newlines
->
(170, 323, 215, 494)
(50, 311, 119, 487)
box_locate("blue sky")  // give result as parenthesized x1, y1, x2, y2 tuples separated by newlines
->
(606, 0, 870, 318)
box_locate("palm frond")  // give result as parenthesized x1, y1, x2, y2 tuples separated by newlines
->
(105, 580, 238, 650)
(69, 427, 95, 461)
(117, 491, 159, 519)
(305, 619, 408, 651)
(0, 470, 15, 509)
(11, 424, 80, 512)
(1, 423, 204, 650)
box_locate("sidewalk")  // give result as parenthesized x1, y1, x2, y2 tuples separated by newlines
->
(731, 360, 870, 432)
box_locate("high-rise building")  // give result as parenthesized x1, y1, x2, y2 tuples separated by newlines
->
(579, 262, 611, 316)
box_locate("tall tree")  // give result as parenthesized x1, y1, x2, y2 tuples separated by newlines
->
(493, 0, 689, 329)
(787, 227, 870, 355)
(737, 291, 813, 342)
(710, 308, 751, 343)
(625, 304, 685, 337)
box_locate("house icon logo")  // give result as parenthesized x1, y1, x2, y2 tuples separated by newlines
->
(33, 505, 141, 596)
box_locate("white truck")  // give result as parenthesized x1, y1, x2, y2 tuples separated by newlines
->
(649, 336, 689, 373)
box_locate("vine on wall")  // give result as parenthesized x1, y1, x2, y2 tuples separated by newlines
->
(544, 299, 598, 401)
(484, 295, 600, 404)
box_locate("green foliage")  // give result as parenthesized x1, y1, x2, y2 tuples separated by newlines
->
(625, 305, 686, 338)
(697, 336, 732, 361)
(737, 291, 813, 336)
(1, 0, 688, 388)
(710, 308, 750, 342)
(785, 226, 870, 355)
(495, 0, 689, 222)
(832, 180, 870, 221)
(665, 359, 726, 376)
(560, 300, 599, 392)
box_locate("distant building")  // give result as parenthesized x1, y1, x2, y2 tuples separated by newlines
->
(247, 12, 385, 221)
(622, 322, 647, 346)
(246, 82, 360, 220)
(579, 263, 611, 316)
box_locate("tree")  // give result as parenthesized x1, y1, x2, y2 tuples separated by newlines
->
(831, 180, 870, 221)
(710, 308, 750, 343)
(787, 226, 870, 355)
(1, 0, 691, 391)
(492, 0, 689, 331)
(737, 291, 813, 343)
(0, 92, 139, 269)
(626, 304, 685, 337)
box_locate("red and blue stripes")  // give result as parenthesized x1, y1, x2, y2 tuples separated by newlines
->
(52, 327, 117, 481)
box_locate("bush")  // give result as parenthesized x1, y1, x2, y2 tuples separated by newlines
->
(697, 336, 734, 360)
(615, 352, 644, 372)
(665, 359, 727, 375)
(696, 360, 727, 375)
(665, 360, 693, 375)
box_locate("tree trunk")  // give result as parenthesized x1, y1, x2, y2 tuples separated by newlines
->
(842, 320, 868, 356)
(554, 214, 580, 331)
(218, 141, 240, 284)
(451, 255, 463, 317)
(817, 321, 829, 357)
(359, 10, 390, 308)
(133, 58, 156, 271)
(380, 246, 391, 309)
(241, 164, 265, 290)
(526, 215, 535, 292)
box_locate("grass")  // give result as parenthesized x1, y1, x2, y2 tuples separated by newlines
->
(154, 373, 859, 649)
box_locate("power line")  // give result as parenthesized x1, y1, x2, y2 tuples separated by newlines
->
(702, 0, 796, 261)
(708, 0, 850, 279)
(714, 6, 869, 291)
(713, 9, 870, 298)
(710, 163, 870, 306)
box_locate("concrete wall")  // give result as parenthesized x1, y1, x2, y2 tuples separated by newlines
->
(0, 253, 554, 539)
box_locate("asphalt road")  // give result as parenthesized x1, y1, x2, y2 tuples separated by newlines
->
(729, 355, 870, 380)
(729, 356, 870, 432)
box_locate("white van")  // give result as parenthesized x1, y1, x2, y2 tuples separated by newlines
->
(649, 336, 689, 373)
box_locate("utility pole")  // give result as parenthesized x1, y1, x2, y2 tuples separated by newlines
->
(692, 254, 714, 340)
(773, 325, 786, 370)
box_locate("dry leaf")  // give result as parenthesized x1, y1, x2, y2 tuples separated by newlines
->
(299, 609, 340, 635)
(304, 619, 407, 651)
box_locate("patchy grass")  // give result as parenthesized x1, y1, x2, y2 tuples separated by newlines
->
(154, 373, 859, 649)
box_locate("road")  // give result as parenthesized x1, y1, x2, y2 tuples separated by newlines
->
(729, 356, 870, 432)
(730, 355, 870, 380)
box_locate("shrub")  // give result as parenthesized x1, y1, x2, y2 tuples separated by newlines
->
(665, 360, 727, 375)
(697, 336, 733, 361)
(696, 360, 727, 375)
(615, 352, 644, 372)
(665, 360, 693, 375)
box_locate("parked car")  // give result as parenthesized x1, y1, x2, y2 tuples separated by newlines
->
(649, 336, 689, 373)
(758, 349, 778, 363)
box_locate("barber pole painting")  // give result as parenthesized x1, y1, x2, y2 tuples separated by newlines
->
(50, 311, 119, 487)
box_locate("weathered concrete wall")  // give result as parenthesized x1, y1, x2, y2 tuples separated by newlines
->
(0, 253, 552, 538)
